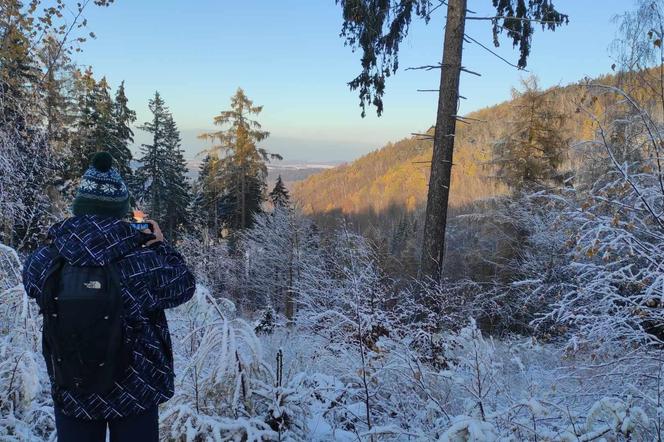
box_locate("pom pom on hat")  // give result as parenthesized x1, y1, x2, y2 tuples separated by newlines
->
(91, 151, 113, 172)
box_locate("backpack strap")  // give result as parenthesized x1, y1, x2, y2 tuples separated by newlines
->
(39, 256, 66, 316)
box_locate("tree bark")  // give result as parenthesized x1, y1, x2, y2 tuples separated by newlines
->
(420, 0, 467, 282)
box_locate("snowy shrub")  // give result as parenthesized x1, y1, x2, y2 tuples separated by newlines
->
(237, 206, 321, 319)
(540, 86, 664, 352)
(0, 335, 41, 417)
(178, 230, 238, 304)
(163, 285, 313, 441)
(0, 243, 55, 441)
(439, 416, 499, 442)
(296, 228, 389, 345)
(0, 105, 61, 251)
(560, 397, 650, 441)
(160, 404, 276, 442)
(0, 245, 41, 417)
(254, 307, 277, 335)
(0, 243, 22, 290)
(167, 286, 264, 414)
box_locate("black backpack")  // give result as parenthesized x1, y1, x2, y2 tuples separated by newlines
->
(41, 259, 130, 395)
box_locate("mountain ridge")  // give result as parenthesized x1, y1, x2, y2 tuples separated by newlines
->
(292, 74, 608, 216)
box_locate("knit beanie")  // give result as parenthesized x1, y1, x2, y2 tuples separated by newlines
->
(72, 152, 131, 219)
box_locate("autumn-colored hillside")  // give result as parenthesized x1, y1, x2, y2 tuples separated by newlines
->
(293, 75, 610, 216)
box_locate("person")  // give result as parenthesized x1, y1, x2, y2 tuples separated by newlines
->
(22, 152, 195, 442)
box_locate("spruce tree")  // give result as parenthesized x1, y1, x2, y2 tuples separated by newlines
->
(135, 91, 169, 221)
(110, 81, 136, 178)
(39, 35, 76, 152)
(90, 77, 115, 154)
(193, 154, 218, 229)
(72, 70, 98, 176)
(161, 113, 191, 240)
(135, 92, 190, 239)
(269, 175, 290, 208)
(69, 71, 114, 178)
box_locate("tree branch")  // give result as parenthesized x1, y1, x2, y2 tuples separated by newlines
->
(466, 15, 565, 24)
(464, 34, 526, 71)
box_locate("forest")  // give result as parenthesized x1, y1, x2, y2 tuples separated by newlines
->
(3, 0, 664, 441)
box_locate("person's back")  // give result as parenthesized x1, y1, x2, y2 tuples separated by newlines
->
(22, 152, 195, 442)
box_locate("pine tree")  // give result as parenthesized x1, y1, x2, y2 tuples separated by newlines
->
(198, 88, 280, 232)
(269, 175, 290, 209)
(493, 77, 569, 190)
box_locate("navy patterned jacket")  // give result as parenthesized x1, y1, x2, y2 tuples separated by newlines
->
(22, 215, 195, 420)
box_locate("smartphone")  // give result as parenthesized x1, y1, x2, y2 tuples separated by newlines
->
(129, 222, 151, 231)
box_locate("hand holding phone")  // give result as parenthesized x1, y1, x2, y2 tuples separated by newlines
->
(144, 220, 164, 246)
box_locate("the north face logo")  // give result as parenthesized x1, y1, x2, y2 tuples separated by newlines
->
(84, 281, 102, 289)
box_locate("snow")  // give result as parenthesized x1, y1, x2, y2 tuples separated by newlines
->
(439, 416, 499, 442)
(2, 237, 664, 440)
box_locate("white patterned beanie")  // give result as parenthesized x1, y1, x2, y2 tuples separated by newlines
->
(72, 152, 130, 218)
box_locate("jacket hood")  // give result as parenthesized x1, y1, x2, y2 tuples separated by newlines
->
(48, 215, 149, 266)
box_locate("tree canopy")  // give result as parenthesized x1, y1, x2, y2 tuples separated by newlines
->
(336, 0, 568, 116)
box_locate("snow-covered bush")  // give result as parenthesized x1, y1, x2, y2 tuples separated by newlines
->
(293, 229, 391, 438)
(438, 188, 577, 338)
(237, 206, 321, 319)
(177, 229, 238, 303)
(560, 397, 650, 441)
(540, 86, 664, 352)
(162, 285, 316, 441)
(0, 243, 55, 441)
(0, 101, 61, 252)
(2, 239, 663, 440)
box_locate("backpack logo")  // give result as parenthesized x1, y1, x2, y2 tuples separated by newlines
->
(84, 281, 102, 289)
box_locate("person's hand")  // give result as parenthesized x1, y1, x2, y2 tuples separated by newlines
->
(144, 220, 164, 246)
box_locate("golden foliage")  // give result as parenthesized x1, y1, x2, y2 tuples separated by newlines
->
(294, 69, 663, 216)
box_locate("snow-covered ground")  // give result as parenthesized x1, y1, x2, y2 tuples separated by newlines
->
(1, 253, 659, 441)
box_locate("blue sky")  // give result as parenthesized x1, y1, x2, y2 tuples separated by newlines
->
(76, 0, 632, 162)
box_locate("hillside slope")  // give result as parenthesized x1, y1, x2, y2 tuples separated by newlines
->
(293, 78, 602, 216)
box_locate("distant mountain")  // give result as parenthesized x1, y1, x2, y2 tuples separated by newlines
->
(181, 159, 336, 189)
(132, 129, 377, 164)
(266, 163, 337, 189)
(292, 75, 605, 216)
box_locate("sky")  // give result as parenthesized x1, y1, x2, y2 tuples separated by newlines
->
(75, 0, 633, 162)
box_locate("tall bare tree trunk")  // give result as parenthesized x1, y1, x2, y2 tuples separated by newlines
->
(420, 0, 467, 282)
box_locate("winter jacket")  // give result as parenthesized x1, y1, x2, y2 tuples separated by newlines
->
(22, 215, 195, 420)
